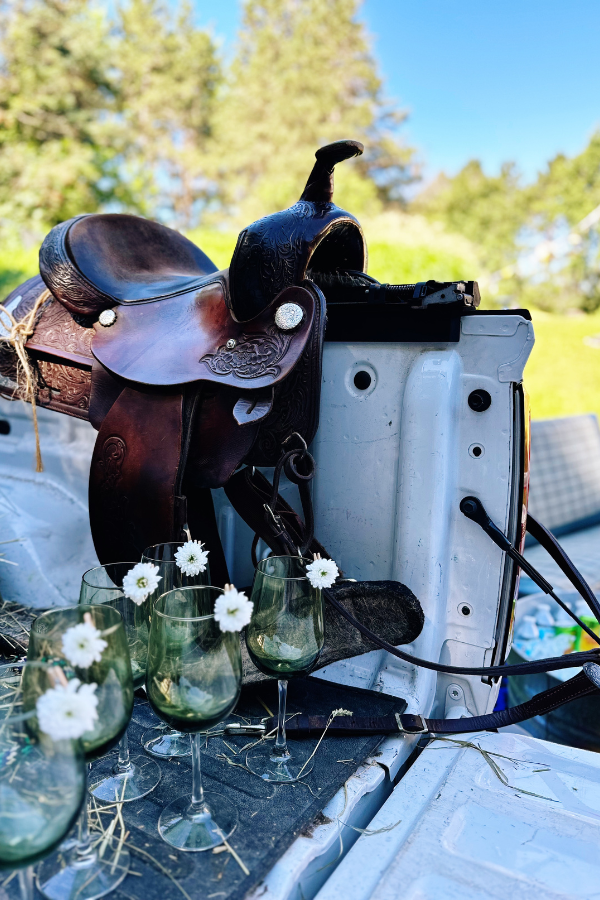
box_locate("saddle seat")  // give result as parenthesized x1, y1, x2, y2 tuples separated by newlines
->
(40, 213, 218, 316)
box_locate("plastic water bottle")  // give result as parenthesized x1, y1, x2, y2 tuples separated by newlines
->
(534, 603, 555, 638)
(516, 615, 539, 640)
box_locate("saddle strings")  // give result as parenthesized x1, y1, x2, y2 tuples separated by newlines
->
(0, 289, 52, 472)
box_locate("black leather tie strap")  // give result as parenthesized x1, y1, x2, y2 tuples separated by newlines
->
(323, 586, 600, 677)
(266, 713, 407, 738)
(267, 670, 600, 738)
(526, 512, 600, 623)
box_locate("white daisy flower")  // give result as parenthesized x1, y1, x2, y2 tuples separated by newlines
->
(175, 540, 209, 577)
(61, 621, 107, 669)
(306, 557, 339, 589)
(214, 584, 253, 632)
(36, 679, 99, 741)
(123, 562, 161, 605)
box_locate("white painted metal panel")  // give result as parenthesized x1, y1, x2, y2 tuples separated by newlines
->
(316, 730, 600, 900)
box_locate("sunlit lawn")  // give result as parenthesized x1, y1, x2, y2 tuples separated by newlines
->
(524, 308, 600, 423)
(2, 232, 600, 426)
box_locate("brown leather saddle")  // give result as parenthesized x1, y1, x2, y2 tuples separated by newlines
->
(0, 140, 366, 580)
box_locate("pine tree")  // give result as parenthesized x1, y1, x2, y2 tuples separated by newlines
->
(207, 0, 414, 224)
(0, 0, 120, 238)
(116, 0, 221, 228)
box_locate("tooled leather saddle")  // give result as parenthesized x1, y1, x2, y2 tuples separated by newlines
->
(0, 141, 369, 581)
(0, 138, 479, 586)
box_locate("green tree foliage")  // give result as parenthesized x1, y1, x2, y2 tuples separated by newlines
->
(0, 0, 120, 237)
(524, 133, 600, 311)
(116, 0, 221, 228)
(414, 160, 526, 275)
(416, 134, 600, 311)
(0, 0, 221, 238)
(206, 0, 414, 224)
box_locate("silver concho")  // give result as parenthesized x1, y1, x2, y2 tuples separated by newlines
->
(98, 309, 117, 327)
(274, 302, 304, 331)
(226, 338, 237, 349)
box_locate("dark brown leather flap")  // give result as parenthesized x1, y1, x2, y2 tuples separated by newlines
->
(92, 282, 315, 390)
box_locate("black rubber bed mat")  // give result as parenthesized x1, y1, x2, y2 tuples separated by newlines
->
(7, 677, 406, 900)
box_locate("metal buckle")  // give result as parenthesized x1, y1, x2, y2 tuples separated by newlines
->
(395, 713, 428, 734)
(263, 503, 283, 529)
(223, 723, 267, 737)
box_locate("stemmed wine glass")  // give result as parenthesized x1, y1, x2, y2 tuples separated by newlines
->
(27, 605, 134, 900)
(80, 563, 161, 802)
(139, 542, 210, 759)
(146, 586, 242, 851)
(0, 661, 87, 900)
(245, 556, 324, 783)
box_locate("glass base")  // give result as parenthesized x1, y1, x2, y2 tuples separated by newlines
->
(245, 742, 314, 783)
(158, 791, 238, 852)
(37, 839, 130, 900)
(142, 724, 192, 758)
(89, 754, 161, 803)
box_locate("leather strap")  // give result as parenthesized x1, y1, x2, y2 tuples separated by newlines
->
(527, 512, 600, 623)
(224, 465, 328, 559)
(268, 669, 600, 737)
(267, 713, 406, 737)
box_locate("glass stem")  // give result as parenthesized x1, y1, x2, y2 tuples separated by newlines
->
(73, 767, 96, 868)
(273, 679, 290, 758)
(17, 867, 34, 900)
(190, 733, 205, 810)
(116, 731, 132, 773)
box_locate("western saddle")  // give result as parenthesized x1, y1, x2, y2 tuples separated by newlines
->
(0, 139, 478, 586)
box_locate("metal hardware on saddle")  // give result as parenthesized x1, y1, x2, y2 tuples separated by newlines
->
(274, 303, 304, 331)
(98, 309, 116, 327)
(259, 434, 317, 560)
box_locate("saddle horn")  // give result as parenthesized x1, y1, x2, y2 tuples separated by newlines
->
(300, 139, 364, 203)
(228, 139, 366, 322)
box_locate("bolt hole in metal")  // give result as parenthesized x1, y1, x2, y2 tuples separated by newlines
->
(469, 443, 484, 458)
(0, 420, 10, 435)
(354, 370, 372, 391)
(459, 603, 473, 617)
(346, 362, 377, 398)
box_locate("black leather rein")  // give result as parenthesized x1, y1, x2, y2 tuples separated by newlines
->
(253, 444, 600, 735)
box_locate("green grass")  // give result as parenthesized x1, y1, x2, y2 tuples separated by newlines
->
(2, 230, 600, 424)
(524, 308, 600, 422)
(0, 244, 39, 297)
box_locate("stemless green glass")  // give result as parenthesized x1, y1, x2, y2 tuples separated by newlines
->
(146, 586, 241, 852)
(27, 605, 133, 900)
(245, 556, 324, 783)
(0, 662, 86, 900)
(80, 564, 161, 803)
(139, 542, 211, 760)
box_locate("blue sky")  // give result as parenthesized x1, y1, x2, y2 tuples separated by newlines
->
(197, 0, 600, 184)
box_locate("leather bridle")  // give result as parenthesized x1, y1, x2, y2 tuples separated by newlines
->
(254, 442, 600, 735)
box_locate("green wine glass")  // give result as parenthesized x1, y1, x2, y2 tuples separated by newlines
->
(139, 542, 211, 760)
(245, 556, 324, 783)
(80, 563, 161, 803)
(146, 586, 241, 851)
(0, 662, 86, 900)
(27, 605, 133, 900)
